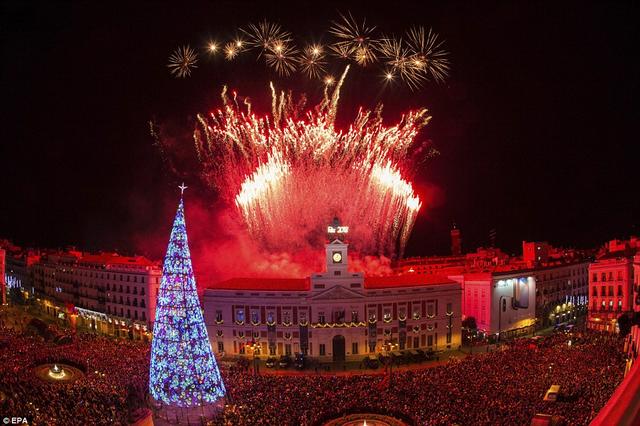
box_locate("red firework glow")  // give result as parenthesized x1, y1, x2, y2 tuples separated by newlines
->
(189, 66, 431, 259)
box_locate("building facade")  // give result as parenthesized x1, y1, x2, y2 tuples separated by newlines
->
(7, 250, 162, 336)
(203, 229, 462, 361)
(588, 239, 639, 332)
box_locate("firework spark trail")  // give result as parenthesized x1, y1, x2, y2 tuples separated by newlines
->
(193, 70, 430, 256)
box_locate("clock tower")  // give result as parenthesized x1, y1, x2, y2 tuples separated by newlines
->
(326, 217, 348, 276)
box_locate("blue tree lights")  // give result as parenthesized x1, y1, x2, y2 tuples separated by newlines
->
(149, 193, 225, 407)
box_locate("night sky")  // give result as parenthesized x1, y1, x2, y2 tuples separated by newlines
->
(1, 1, 638, 259)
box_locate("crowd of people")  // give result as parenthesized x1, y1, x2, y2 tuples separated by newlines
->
(216, 332, 625, 426)
(0, 307, 627, 426)
(0, 324, 149, 425)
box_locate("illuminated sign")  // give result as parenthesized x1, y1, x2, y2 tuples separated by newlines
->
(327, 226, 349, 234)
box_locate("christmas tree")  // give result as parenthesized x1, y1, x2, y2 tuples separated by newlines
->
(149, 186, 226, 407)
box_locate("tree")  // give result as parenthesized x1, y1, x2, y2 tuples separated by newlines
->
(462, 316, 477, 330)
(617, 313, 631, 337)
(149, 194, 226, 407)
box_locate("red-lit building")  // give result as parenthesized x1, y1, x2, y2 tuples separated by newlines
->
(203, 226, 462, 361)
(588, 237, 639, 332)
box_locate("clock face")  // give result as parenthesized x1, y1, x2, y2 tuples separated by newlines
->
(332, 252, 343, 263)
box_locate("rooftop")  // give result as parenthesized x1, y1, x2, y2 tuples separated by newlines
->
(208, 277, 310, 292)
(364, 274, 457, 289)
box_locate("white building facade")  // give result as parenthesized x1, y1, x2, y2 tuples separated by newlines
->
(203, 232, 462, 361)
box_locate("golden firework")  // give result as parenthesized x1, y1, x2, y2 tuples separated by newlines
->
(299, 45, 327, 79)
(167, 45, 198, 78)
(265, 41, 298, 76)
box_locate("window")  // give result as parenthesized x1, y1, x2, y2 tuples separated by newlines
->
(318, 312, 326, 324)
(427, 335, 433, 346)
(592, 287, 598, 297)
(251, 310, 260, 324)
(134, 311, 138, 320)
(141, 288, 145, 296)
(351, 310, 359, 322)
(609, 300, 614, 311)
(215, 310, 223, 323)
(618, 285, 623, 296)
(217, 342, 224, 353)
(319, 344, 326, 356)
(334, 309, 345, 323)
(601, 273, 606, 282)
(427, 303, 435, 317)
(140, 299, 145, 308)
(608, 286, 614, 297)
(334, 270, 341, 276)
(141, 312, 146, 320)
(446, 302, 453, 314)
(618, 271, 623, 281)
(352, 342, 359, 355)
(235, 309, 245, 323)
(618, 300, 623, 310)
(285, 344, 292, 355)
(502, 298, 507, 312)
(446, 331, 452, 344)
(283, 311, 291, 325)
(127, 309, 131, 318)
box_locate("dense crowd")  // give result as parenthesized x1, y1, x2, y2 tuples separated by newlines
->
(0, 310, 627, 426)
(0, 325, 149, 425)
(216, 332, 625, 426)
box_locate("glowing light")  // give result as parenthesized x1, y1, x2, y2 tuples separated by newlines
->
(208, 42, 218, 53)
(149, 195, 226, 407)
(224, 42, 238, 60)
(328, 226, 349, 234)
(324, 76, 335, 86)
(48, 364, 66, 380)
(191, 75, 429, 256)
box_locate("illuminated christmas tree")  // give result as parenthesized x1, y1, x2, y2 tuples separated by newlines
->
(149, 184, 226, 407)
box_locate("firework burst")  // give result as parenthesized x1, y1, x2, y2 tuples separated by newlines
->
(241, 20, 292, 54)
(329, 12, 377, 65)
(264, 41, 298, 76)
(299, 45, 327, 79)
(406, 26, 450, 83)
(167, 13, 449, 89)
(191, 68, 430, 256)
(167, 45, 198, 78)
